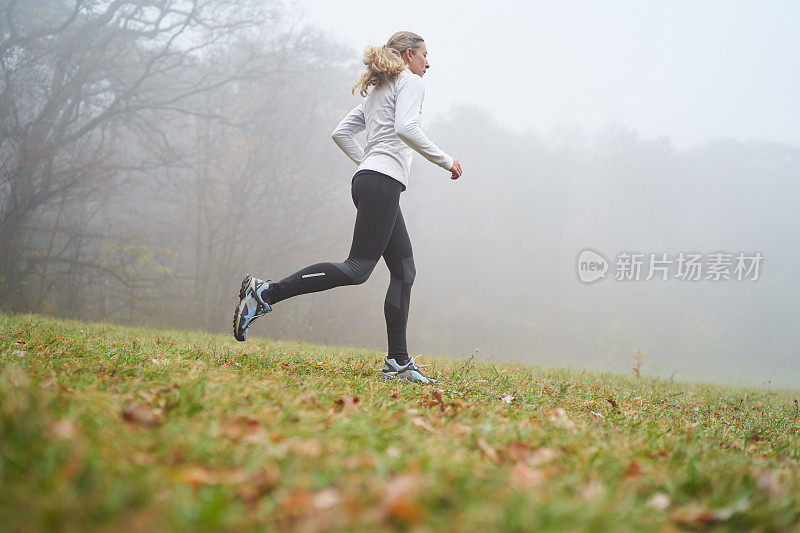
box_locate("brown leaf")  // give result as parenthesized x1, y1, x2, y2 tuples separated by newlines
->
(431, 389, 445, 411)
(477, 438, 499, 463)
(506, 441, 532, 463)
(122, 401, 162, 428)
(580, 479, 605, 500)
(334, 396, 360, 412)
(411, 417, 434, 432)
(510, 462, 545, 489)
(345, 455, 377, 469)
(382, 474, 426, 524)
(237, 467, 278, 506)
(646, 492, 671, 510)
(624, 460, 643, 478)
(754, 469, 786, 498)
(46, 419, 79, 439)
(220, 416, 266, 442)
(291, 439, 323, 457)
(181, 466, 248, 488)
(548, 408, 577, 432)
(607, 397, 618, 409)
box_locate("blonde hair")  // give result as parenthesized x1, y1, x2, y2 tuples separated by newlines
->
(352, 31, 425, 97)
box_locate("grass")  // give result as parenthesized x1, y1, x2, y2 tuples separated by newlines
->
(1, 312, 799, 532)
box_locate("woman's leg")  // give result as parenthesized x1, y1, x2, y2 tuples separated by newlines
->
(265, 171, 403, 304)
(382, 207, 415, 363)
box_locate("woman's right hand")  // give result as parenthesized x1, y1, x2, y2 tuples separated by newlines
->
(450, 159, 462, 180)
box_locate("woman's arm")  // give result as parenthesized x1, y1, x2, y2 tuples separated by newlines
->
(394, 75, 454, 172)
(331, 103, 366, 164)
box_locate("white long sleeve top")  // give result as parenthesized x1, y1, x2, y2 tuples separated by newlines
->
(331, 68, 453, 189)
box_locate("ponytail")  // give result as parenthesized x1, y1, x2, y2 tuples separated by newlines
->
(352, 31, 424, 97)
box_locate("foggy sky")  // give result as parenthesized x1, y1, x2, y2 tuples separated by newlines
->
(291, 0, 800, 150)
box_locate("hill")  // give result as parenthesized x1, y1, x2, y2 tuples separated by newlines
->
(1, 313, 798, 531)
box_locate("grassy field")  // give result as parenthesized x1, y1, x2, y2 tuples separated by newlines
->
(1, 313, 799, 532)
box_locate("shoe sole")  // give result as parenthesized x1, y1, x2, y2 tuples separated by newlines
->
(380, 371, 436, 384)
(233, 275, 254, 342)
(239, 274, 253, 300)
(232, 298, 247, 342)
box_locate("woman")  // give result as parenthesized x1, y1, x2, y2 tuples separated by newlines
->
(233, 31, 462, 384)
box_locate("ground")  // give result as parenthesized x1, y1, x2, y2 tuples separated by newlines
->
(1, 313, 798, 531)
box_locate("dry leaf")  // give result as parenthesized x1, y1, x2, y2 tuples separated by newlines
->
(238, 467, 278, 506)
(580, 479, 605, 500)
(506, 441, 532, 463)
(181, 466, 248, 488)
(647, 492, 671, 510)
(510, 462, 545, 489)
(411, 417, 434, 432)
(754, 469, 786, 498)
(122, 401, 162, 428)
(607, 397, 618, 409)
(548, 408, 577, 432)
(529, 447, 559, 466)
(477, 438, 499, 463)
(335, 396, 361, 412)
(292, 439, 323, 457)
(453, 424, 473, 435)
(382, 475, 426, 524)
(312, 488, 341, 511)
(46, 419, 78, 439)
(624, 460, 643, 478)
(220, 416, 267, 442)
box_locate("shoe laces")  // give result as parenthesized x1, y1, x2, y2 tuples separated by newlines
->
(405, 354, 431, 371)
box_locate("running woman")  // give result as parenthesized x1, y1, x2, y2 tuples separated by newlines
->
(233, 31, 462, 384)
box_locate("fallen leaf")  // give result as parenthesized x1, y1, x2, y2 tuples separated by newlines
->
(754, 469, 786, 498)
(292, 439, 323, 457)
(647, 492, 671, 510)
(383, 474, 426, 524)
(237, 467, 278, 506)
(624, 460, 643, 478)
(220, 416, 267, 442)
(181, 466, 248, 488)
(411, 417, 434, 432)
(580, 479, 605, 500)
(313, 488, 341, 511)
(453, 424, 473, 435)
(46, 419, 78, 439)
(345, 455, 377, 469)
(122, 401, 162, 428)
(529, 447, 559, 466)
(506, 441, 532, 463)
(548, 408, 577, 432)
(510, 462, 545, 489)
(607, 397, 618, 409)
(477, 438, 499, 463)
(335, 396, 360, 411)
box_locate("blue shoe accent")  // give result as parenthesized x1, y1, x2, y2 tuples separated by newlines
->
(233, 275, 272, 342)
(381, 355, 437, 384)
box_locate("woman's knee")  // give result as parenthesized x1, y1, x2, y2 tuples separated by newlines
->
(338, 258, 377, 284)
(388, 256, 415, 284)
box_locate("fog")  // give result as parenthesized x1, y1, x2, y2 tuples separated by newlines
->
(2, 1, 798, 389)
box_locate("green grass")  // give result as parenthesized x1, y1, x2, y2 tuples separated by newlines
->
(1, 312, 799, 532)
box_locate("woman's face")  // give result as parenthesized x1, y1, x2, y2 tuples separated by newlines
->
(404, 41, 429, 77)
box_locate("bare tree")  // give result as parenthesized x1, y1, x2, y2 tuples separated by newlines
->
(0, 0, 268, 309)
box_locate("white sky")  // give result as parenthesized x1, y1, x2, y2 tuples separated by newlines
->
(289, 0, 800, 149)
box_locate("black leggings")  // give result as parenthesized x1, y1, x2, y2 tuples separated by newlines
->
(267, 170, 414, 357)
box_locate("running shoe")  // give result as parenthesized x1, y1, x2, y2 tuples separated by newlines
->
(233, 275, 272, 342)
(381, 355, 438, 384)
